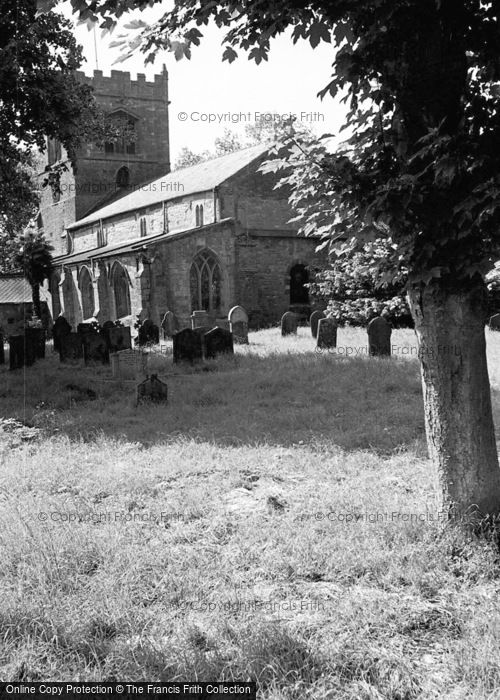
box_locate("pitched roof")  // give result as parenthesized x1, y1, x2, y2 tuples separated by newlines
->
(68, 143, 270, 231)
(0, 276, 50, 304)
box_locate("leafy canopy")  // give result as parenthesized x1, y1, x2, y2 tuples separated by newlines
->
(42, 0, 500, 284)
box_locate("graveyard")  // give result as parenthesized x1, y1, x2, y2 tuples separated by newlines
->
(1, 318, 500, 699)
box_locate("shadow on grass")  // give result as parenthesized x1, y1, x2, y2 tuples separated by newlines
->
(0, 343, 427, 453)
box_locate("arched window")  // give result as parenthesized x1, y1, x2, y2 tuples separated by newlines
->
(66, 233, 74, 255)
(116, 166, 130, 188)
(290, 263, 310, 304)
(79, 267, 94, 319)
(190, 250, 222, 313)
(195, 204, 204, 227)
(139, 216, 147, 237)
(112, 264, 131, 318)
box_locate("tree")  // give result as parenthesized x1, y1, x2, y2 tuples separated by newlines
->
(174, 146, 211, 170)
(313, 238, 412, 328)
(15, 233, 54, 320)
(0, 1, 102, 244)
(59, 0, 500, 517)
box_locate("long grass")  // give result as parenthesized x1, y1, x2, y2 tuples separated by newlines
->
(0, 326, 499, 698)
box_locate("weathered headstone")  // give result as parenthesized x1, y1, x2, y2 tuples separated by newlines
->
(160, 311, 176, 339)
(137, 319, 160, 346)
(310, 310, 325, 339)
(173, 328, 204, 363)
(52, 316, 71, 353)
(281, 311, 298, 336)
(77, 323, 94, 336)
(82, 332, 109, 365)
(25, 328, 46, 359)
(111, 348, 148, 379)
(228, 305, 249, 344)
(368, 316, 392, 356)
(136, 374, 168, 405)
(59, 332, 83, 363)
(106, 326, 132, 353)
(0, 333, 4, 365)
(191, 310, 211, 330)
(316, 318, 337, 349)
(204, 327, 234, 359)
(489, 313, 500, 331)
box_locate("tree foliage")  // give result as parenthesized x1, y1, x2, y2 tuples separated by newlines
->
(0, 1, 104, 243)
(15, 232, 54, 319)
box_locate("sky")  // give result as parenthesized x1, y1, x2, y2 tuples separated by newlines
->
(62, 2, 349, 163)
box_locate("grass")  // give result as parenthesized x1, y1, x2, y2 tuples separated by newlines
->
(0, 326, 500, 698)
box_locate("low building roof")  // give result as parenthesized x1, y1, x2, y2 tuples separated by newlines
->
(67, 143, 270, 231)
(0, 275, 50, 304)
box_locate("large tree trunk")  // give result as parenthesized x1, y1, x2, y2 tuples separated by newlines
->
(31, 283, 41, 319)
(407, 277, 500, 518)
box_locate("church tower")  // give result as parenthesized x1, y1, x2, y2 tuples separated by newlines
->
(37, 67, 170, 255)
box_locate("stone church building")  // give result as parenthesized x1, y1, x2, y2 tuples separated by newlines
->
(38, 68, 325, 331)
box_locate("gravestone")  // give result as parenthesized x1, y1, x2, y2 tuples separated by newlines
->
(106, 326, 132, 353)
(52, 316, 71, 353)
(368, 316, 392, 356)
(137, 319, 160, 346)
(490, 313, 500, 331)
(102, 320, 115, 333)
(9, 335, 34, 370)
(77, 323, 94, 336)
(228, 305, 249, 344)
(173, 328, 204, 363)
(310, 310, 325, 339)
(204, 327, 234, 359)
(136, 374, 168, 405)
(83, 332, 109, 365)
(160, 311, 176, 339)
(281, 311, 298, 336)
(111, 348, 148, 379)
(316, 318, 337, 349)
(59, 332, 83, 363)
(25, 328, 46, 359)
(216, 318, 231, 332)
(0, 333, 4, 365)
(191, 310, 211, 330)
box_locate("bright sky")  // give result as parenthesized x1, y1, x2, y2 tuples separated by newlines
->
(62, 2, 349, 163)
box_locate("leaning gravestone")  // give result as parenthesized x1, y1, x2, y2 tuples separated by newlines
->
(490, 313, 500, 331)
(204, 327, 234, 359)
(316, 318, 337, 349)
(138, 319, 160, 346)
(173, 328, 204, 364)
(136, 374, 168, 405)
(368, 316, 392, 356)
(59, 332, 83, 363)
(106, 326, 132, 353)
(25, 328, 46, 359)
(310, 310, 325, 339)
(83, 332, 109, 365)
(160, 311, 176, 339)
(0, 333, 4, 365)
(228, 305, 249, 344)
(281, 311, 298, 336)
(52, 316, 71, 353)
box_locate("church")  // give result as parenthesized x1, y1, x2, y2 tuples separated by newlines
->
(38, 68, 325, 331)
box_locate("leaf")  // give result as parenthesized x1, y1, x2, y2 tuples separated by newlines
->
(222, 46, 238, 63)
(35, 0, 58, 15)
